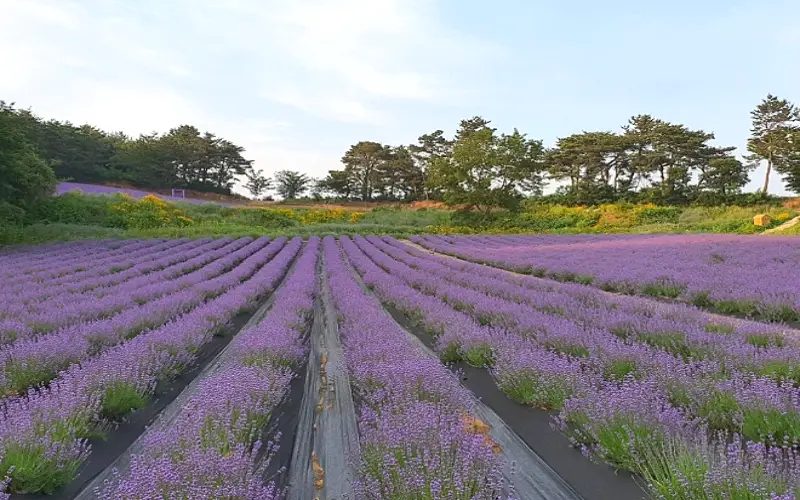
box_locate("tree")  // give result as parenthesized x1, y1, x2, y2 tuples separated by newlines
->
(546, 131, 629, 203)
(374, 146, 423, 201)
(427, 117, 545, 217)
(340, 141, 388, 201)
(317, 170, 354, 200)
(273, 170, 311, 200)
(0, 102, 58, 209)
(773, 129, 800, 193)
(621, 115, 733, 204)
(1, 103, 256, 196)
(158, 126, 252, 193)
(698, 156, 752, 198)
(244, 168, 271, 199)
(746, 94, 800, 193)
(409, 130, 451, 200)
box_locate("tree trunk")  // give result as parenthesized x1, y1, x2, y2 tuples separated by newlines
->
(763, 154, 772, 193)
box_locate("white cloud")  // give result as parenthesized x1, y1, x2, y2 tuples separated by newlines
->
(267, 0, 439, 100)
(0, 1, 87, 92)
(0, 0, 492, 184)
(198, 0, 492, 120)
(58, 80, 203, 135)
(265, 86, 385, 125)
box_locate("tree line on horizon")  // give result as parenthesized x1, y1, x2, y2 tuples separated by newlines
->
(309, 94, 800, 212)
(2, 94, 799, 218)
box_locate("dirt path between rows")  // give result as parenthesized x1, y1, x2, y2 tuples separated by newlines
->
(287, 255, 359, 500)
(401, 239, 800, 332)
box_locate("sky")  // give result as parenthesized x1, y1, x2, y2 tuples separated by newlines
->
(2, 0, 799, 197)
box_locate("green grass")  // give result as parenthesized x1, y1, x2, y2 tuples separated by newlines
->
(100, 381, 150, 421)
(0, 441, 85, 494)
(780, 222, 800, 235)
(496, 369, 576, 409)
(463, 344, 494, 367)
(0, 223, 124, 245)
(2, 193, 799, 247)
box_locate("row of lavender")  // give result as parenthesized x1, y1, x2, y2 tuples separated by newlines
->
(339, 235, 800, 498)
(322, 236, 508, 498)
(412, 234, 800, 322)
(0, 238, 261, 327)
(0, 238, 250, 335)
(0, 237, 285, 398)
(2, 238, 219, 305)
(0, 238, 302, 494)
(99, 237, 320, 498)
(0, 239, 158, 279)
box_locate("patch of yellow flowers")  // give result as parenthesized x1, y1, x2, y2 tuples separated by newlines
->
(110, 194, 194, 229)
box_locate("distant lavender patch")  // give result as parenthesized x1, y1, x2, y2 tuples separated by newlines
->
(55, 182, 232, 206)
(412, 234, 800, 322)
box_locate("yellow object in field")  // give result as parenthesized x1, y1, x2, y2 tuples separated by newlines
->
(753, 214, 771, 227)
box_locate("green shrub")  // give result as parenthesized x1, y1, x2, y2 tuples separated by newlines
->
(360, 208, 450, 227)
(25, 192, 117, 226)
(232, 209, 298, 228)
(635, 206, 681, 224)
(0, 202, 25, 227)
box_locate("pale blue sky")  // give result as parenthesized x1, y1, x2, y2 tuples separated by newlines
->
(2, 0, 798, 196)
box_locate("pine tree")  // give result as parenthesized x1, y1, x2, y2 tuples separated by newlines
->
(746, 94, 800, 193)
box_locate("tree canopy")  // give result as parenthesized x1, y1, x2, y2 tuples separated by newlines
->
(4, 93, 800, 211)
(747, 94, 800, 193)
(427, 118, 545, 215)
(323, 98, 797, 208)
(0, 102, 58, 211)
(273, 170, 311, 200)
(2, 103, 253, 196)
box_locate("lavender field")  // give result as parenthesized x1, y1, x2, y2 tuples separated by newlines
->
(0, 234, 799, 499)
(55, 182, 233, 205)
(412, 234, 800, 323)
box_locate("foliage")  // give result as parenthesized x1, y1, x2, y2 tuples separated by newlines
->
(7, 93, 800, 219)
(26, 191, 118, 226)
(2, 195, 798, 246)
(746, 94, 800, 193)
(776, 129, 800, 193)
(2, 103, 251, 196)
(243, 168, 271, 199)
(316, 170, 354, 200)
(409, 130, 452, 201)
(697, 157, 752, 198)
(272, 170, 311, 200)
(330, 142, 427, 202)
(427, 117, 546, 217)
(340, 141, 389, 201)
(546, 115, 738, 205)
(0, 102, 58, 209)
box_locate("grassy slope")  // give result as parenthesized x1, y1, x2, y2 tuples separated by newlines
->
(2, 195, 799, 246)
